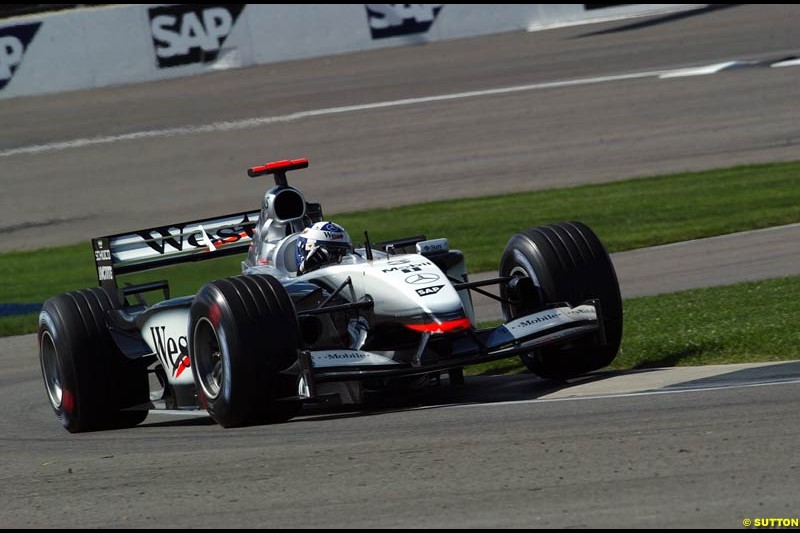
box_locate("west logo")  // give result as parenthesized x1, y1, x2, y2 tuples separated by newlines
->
(0, 22, 41, 91)
(148, 4, 245, 68)
(138, 225, 187, 254)
(137, 214, 255, 254)
(365, 4, 443, 39)
(150, 326, 191, 378)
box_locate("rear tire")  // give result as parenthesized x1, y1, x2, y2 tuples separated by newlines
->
(38, 288, 149, 433)
(189, 275, 301, 428)
(499, 221, 622, 379)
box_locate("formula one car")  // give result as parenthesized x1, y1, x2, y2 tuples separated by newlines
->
(38, 158, 622, 432)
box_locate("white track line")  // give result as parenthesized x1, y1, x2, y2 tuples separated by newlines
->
(526, 4, 706, 32)
(146, 376, 800, 418)
(440, 377, 800, 411)
(771, 58, 800, 68)
(1, 68, 676, 158)
(1, 58, 769, 159)
(616, 222, 800, 252)
(658, 60, 752, 78)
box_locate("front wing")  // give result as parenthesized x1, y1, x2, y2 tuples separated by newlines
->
(297, 301, 603, 393)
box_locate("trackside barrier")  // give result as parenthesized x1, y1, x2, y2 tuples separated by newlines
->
(0, 4, 704, 99)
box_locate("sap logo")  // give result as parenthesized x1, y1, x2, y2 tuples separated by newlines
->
(365, 4, 443, 39)
(148, 4, 245, 68)
(0, 22, 42, 91)
(416, 285, 443, 297)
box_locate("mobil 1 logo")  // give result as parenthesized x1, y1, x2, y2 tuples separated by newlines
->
(365, 4, 443, 39)
(0, 22, 41, 91)
(148, 4, 245, 68)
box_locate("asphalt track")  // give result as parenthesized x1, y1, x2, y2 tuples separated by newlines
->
(2, 4, 800, 252)
(471, 223, 800, 322)
(2, 5, 800, 528)
(2, 331, 799, 528)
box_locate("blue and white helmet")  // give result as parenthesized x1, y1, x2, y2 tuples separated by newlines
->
(296, 221, 352, 274)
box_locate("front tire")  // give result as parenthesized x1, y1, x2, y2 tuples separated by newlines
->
(189, 275, 301, 428)
(499, 221, 623, 379)
(38, 288, 149, 432)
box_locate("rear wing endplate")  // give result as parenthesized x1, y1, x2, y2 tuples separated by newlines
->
(92, 210, 259, 289)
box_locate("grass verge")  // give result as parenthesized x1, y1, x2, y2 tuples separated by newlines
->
(2, 161, 799, 337)
(466, 276, 800, 376)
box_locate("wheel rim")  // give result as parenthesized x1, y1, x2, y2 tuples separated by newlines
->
(40, 331, 62, 409)
(505, 264, 531, 320)
(192, 318, 225, 400)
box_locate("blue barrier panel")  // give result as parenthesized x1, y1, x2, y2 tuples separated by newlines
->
(0, 303, 42, 317)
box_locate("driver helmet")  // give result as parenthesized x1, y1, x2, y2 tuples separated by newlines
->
(296, 221, 352, 274)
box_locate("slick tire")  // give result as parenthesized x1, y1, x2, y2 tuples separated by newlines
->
(189, 275, 301, 428)
(499, 221, 623, 379)
(38, 288, 149, 433)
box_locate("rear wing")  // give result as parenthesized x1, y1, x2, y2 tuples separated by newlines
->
(92, 210, 259, 289)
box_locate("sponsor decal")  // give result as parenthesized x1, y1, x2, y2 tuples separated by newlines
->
(97, 266, 114, 281)
(150, 326, 191, 378)
(137, 213, 255, 255)
(365, 4, 443, 39)
(417, 238, 449, 255)
(382, 260, 432, 274)
(320, 222, 342, 232)
(322, 351, 363, 360)
(310, 349, 401, 368)
(148, 4, 245, 68)
(92, 238, 114, 282)
(419, 241, 446, 254)
(405, 272, 440, 285)
(323, 231, 344, 240)
(509, 312, 559, 330)
(416, 284, 443, 296)
(0, 22, 41, 91)
(507, 307, 597, 333)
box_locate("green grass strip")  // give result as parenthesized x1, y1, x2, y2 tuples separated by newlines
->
(335, 161, 799, 272)
(2, 161, 799, 337)
(467, 276, 800, 376)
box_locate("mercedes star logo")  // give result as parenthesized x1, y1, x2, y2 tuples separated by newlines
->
(405, 273, 440, 285)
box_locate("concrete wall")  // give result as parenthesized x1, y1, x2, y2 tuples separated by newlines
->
(0, 4, 703, 99)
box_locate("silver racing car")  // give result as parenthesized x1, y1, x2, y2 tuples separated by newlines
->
(38, 158, 622, 432)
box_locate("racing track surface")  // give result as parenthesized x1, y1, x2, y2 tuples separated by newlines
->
(2, 331, 800, 528)
(2, 5, 800, 528)
(2, 4, 800, 251)
(471, 223, 800, 322)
